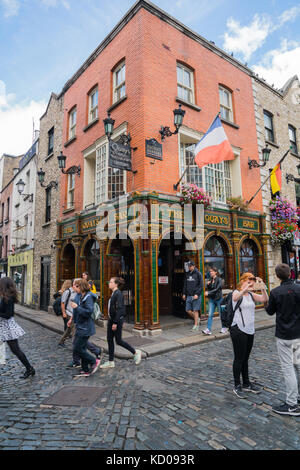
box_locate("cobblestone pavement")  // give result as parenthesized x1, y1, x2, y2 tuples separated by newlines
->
(1, 318, 300, 451)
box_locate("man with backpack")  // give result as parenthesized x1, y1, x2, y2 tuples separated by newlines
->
(58, 280, 76, 348)
(265, 264, 300, 416)
(182, 261, 203, 331)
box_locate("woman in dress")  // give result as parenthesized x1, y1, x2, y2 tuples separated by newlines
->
(0, 277, 35, 379)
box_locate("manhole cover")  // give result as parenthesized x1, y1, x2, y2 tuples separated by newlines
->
(124, 336, 154, 347)
(42, 386, 107, 407)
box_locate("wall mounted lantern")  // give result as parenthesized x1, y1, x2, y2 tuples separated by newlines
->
(286, 163, 300, 183)
(37, 168, 58, 190)
(16, 179, 34, 202)
(57, 151, 81, 177)
(248, 145, 271, 170)
(159, 104, 186, 141)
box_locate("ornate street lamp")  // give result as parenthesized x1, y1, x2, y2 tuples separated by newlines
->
(248, 145, 271, 169)
(57, 151, 81, 176)
(37, 168, 58, 189)
(160, 104, 186, 141)
(103, 113, 115, 140)
(16, 178, 34, 202)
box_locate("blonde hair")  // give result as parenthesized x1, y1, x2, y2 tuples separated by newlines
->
(61, 280, 72, 293)
(236, 273, 256, 291)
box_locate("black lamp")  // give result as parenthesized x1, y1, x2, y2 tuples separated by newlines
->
(57, 151, 80, 176)
(103, 113, 115, 139)
(37, 168, 58, 189)
(248, 145, 271, 169)
(160, 104, 186, 141)
(286, 163, 300, 184)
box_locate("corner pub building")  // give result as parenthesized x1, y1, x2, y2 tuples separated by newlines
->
(55, 0, 269, 333)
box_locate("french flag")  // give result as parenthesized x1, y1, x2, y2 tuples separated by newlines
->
(194, 115, 234, 169)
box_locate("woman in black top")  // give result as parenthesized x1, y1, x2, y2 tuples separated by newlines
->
(0, 277, 35, 379)
(100, 277, 142, 369)
(202, 267, 226, 335)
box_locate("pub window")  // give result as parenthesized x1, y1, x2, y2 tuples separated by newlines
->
(264, 110, 275, 143)
(113, 61, 126, 103)
(67, 173, 75, 209)
(180, 142, 232, 204)
(68, 107, 77, 140)
(289, 125, 298, 154)
(239, 239, 258, 276)
(48, 127, 54, 155)
(177, 63, 195, 104)
(88, 87, 98, 123)
(84, 239, 100, 292)
(95, 142, 126, 204)
(204, 236, 228, 287)
(45, 187, 51, 223)
(219, 86, 233, 122)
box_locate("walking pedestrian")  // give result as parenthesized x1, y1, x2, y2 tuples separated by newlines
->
(100, 277, 142, 369)
(182, 261, 203, 331)
(202, 267, 227, 335)
(69, 279, 101, 377)
(230, 273, 268, 399)
(58, 279, 76, 348)
(82, 271, 96, 294)
(265, 263, 300, 416)
(0, 277, 35, 379)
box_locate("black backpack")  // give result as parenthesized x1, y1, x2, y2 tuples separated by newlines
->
(220, 292, 244, 328)
(53, 296, 62, 316)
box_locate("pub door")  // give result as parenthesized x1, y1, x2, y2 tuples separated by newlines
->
(109, 238, 135, 323)
(158, 234, 191, 317)
(61, 243, 75, 284)
(40, 256, 51, 311)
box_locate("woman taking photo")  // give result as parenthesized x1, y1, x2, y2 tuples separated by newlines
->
(0, 277, 35, 379)
(202, 267, 226, 335)
(101, 277, 142, 369)
(230, 273, 268, 398)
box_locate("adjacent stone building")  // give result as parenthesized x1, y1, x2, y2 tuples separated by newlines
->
(252, 74, 300, 288)
(32, 93, 63, 311)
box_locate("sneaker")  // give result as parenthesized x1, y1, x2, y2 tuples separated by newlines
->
(242, 383, 261, 394)
(220, 328, 228, 334)
(202, 328, 212, 335)
(66, 363, 81, 369)
(73, 370, 91, 378)
(100, 361, 115, 369)
(91, 359, 101, 375)
(233, 385, 246, 399)
(133, 349, 142, 365)
(272, 403, 300, 416)
(191, 325, 199, 331)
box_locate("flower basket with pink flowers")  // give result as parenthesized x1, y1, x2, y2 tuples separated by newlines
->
(180, 183, 212, 207)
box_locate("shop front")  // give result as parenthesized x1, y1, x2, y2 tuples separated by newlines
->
(56, 193, 269, 333)
(8, 249, 34, 306)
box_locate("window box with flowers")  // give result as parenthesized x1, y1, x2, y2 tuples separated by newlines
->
(180, 183, 212, 207)
(269, 196, 298, 245)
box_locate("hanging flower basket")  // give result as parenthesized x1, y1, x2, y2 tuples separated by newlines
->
(180, 183, 212, 207)
(269, 196, 298, 245)
(226, 196, 248, 211)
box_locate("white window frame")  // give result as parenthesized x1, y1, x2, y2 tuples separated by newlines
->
(113, 62, 126, 103)
(67, 173, 75, 209)
(69, 107, 77, 140)
(219, 86, 233, 123)
(177, 63, 195, 104)
(88, 87, 98, 123)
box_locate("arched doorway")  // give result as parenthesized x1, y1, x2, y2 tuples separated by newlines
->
(61, 243, 75, 284)
(84, 239, 100, 291)
(204, 236, 228, 287)
(158, 232, 193, 317)
(239, 238, 258, 275)
(109, 236, 135, 323)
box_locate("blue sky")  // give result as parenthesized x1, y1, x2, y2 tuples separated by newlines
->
(1, 0, 300, 155)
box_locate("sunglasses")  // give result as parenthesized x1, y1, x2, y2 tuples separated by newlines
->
(248, 277, 256, 281)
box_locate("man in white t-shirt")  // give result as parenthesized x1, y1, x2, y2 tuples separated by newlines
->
(58, 282, 77, 347)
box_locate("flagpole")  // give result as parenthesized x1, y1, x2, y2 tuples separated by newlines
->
(173, 111, 221, 191)
(246, 148, 291, 206)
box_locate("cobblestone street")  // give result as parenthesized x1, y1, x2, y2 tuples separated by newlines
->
(1, 317, 300, 451)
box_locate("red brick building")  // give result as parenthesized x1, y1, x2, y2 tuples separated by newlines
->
(56, 0, 268, 332)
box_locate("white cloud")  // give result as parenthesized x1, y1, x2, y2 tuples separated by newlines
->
(0, 81, 46, 156)
(253, 39, 300, 89)
(0, 0, 20, 17)
(223, 5, 300, 62)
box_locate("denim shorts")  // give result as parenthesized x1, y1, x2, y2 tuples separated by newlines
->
(186, 296, 201, 312)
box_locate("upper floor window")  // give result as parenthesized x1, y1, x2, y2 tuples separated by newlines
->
(68, 107, 77, 140)
(45, 187, 51, 222)
(289, 125, 298, 154)
(1, 202, 4, 223)
(180, 143, 232, 204)
(219, 86, 233, 122)
(88, 87, 98, 123)
(67, 173, 75, 209)
(95, 143, 126, 203)
(177, 63, 194, 104)
(48, 127, 54, 155)
(6, 197, 10, 221)
(264, 110, 275, 143)
(113, 62, 126, 103)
